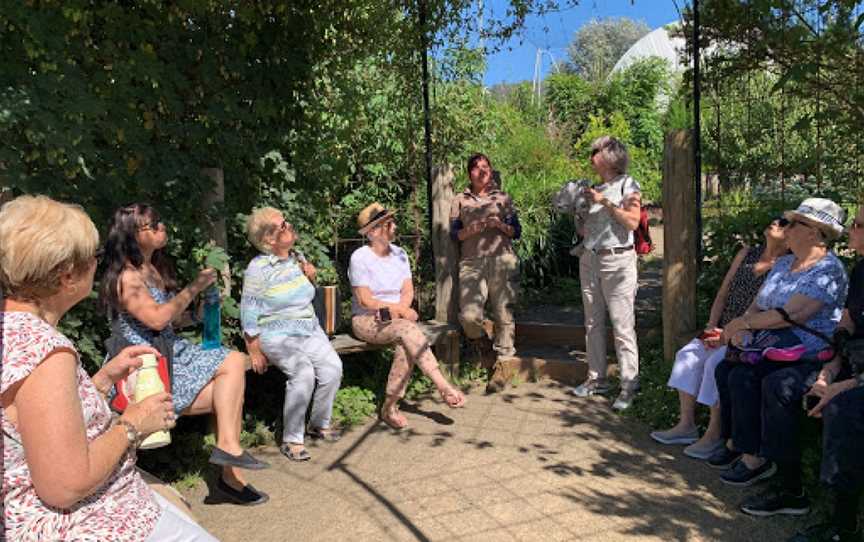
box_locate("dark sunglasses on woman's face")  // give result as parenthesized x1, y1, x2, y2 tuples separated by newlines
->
(137, 220, 165, 232)
(772, 218, 789, 227)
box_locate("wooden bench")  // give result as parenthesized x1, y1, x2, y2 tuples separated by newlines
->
(330, 320, 461, 373)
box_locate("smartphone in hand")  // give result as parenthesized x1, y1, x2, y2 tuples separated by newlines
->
(378, 307, 391, 322)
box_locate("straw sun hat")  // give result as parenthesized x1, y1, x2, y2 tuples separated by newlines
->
(356, 202, 395, 234)
(783, 197, 845, 240)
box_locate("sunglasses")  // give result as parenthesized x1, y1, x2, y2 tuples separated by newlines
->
(137, 220, 165, 232)
(772, 218, 789, 227)
(787, 220, 814, 230)
(851, 221, 864, 230)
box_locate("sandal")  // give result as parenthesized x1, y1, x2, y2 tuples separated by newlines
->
(307, 426, 343, 442)
(280, 443, 311, 462)
(378, 409, 408, 431)
(440, 387, 466, 408)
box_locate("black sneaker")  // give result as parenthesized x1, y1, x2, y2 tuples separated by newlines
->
(214, 477, 270, 506)
(740, 487, 810, 517)
(706, 446, 742, 470)
(788, 523, 862, 542)
(720, 459, 777, 487)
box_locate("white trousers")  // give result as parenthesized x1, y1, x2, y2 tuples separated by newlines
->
(667, 338, 727, 406)
(260, 327, 343, 445)
(580, 249, 639, 389)
(147, 492, 219, 542)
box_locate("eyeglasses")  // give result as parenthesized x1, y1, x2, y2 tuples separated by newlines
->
(771, 218, 789, 227)
(137, 220, 165, 232)
(787, 220, 813, 230)
(851, 221, 864, 230)
(278, 220, 294, 233)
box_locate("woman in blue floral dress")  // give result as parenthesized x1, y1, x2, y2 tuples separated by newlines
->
(99, 203, 269, 506)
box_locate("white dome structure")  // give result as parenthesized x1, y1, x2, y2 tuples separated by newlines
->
(609, 23, 687, 77)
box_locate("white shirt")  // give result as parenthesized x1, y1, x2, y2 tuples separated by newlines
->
(348, 244, 412, 316)
(582, 174, 641, 250)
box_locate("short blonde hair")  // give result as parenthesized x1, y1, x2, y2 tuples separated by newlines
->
(246, 207, 283, 253)
(591, 136, 629, 175)
(0, 195, 99, 299)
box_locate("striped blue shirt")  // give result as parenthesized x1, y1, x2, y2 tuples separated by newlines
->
(241, 253, 318, 338)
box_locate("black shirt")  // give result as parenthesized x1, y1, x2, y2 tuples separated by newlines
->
(846, 259, 864, 337)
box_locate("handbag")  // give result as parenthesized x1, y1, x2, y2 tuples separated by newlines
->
(725, 308, 836, 365)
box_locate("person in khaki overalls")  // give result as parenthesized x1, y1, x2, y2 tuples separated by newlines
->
(450, 153, 521, 393)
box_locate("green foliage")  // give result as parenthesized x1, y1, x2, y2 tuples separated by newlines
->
(331, 386, 378, 428)
(564, 17, 651, 83)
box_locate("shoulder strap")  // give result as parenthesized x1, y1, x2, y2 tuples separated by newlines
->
(775, 307, 834, 346)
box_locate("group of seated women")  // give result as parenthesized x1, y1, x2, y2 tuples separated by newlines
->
(0, 195, 465, 541)
(653, 198, 864, 542)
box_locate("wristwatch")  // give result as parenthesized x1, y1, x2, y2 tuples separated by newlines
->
(115, 418, 140, 449)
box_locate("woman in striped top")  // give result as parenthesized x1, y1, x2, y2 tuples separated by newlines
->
(242, 207, 343, 462)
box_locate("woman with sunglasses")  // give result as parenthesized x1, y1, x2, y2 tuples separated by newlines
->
(99, 203, 269, 506)
(569, 136, 643, 411)
(740, 208, 864, 541)
(241, 207, 343, 462)
(709, 198, 848, 489)
(350, 202, 465, 430)
(650, 217, 789, 459)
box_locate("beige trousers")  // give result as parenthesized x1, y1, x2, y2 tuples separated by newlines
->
(458, 252, 519, 358)
(579, 249, 639, 390)
(352, 315, 440, 398)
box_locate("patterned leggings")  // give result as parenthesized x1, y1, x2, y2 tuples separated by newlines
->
(352, 315, 440, 398)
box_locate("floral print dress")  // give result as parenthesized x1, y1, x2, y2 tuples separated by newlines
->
(1, 311, 160, 541)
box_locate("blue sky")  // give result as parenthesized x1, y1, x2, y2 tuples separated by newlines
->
(481, 0, 683, 86)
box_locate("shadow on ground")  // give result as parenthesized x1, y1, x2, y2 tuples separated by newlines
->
(186, 379, 802, 541)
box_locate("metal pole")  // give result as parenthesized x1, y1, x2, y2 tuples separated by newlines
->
(420, 0, 434, 233)
(693, 0, 703, 266)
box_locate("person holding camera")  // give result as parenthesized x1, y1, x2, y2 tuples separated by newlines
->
(740, 206, 864, 542)
(449, 153, 521, 393)
(569, 136, 643, 411)
(350, 203, 465, 431)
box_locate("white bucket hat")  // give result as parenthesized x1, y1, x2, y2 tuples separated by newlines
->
(783, 197, 845, 240)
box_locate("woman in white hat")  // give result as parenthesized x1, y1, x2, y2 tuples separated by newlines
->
(742, 204, 864, 538)
(709, 198, 848, 489)
(349, 203, 465, 430)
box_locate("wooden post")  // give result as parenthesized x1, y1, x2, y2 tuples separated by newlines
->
(662, 131, 699, 361)
(201, 167, 231, 294)
(431, 164, 460, 374)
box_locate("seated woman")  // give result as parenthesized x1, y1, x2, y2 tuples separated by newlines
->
(711, 198, 848, 487)
(99, 203, 269, 506)
(0, 195, 216, 541)
(349, 202, 466, 430)
(738, 205, 864, 541)
(651, 217, 788, 459)
(241, 207, 343, 461)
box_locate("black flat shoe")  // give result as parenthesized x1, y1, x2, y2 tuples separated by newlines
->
(706, 446, 742, 470)
(215, 477, 269, 506)
(209, 447, 270, 470)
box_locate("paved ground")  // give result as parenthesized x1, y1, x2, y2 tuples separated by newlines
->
(186, 380, 801, 542)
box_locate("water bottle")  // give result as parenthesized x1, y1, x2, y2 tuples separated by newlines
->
(135, 354, 171, 449)
(202, 286, 221, 350)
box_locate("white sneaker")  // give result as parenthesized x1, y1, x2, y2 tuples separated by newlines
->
(612, 389, 637, 411)
(650, 428, 700, 446)
(684, 439, 726, 460)
(570, 379, 610, 397)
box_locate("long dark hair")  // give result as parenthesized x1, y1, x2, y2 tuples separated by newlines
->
(98, 203, 178, 317)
